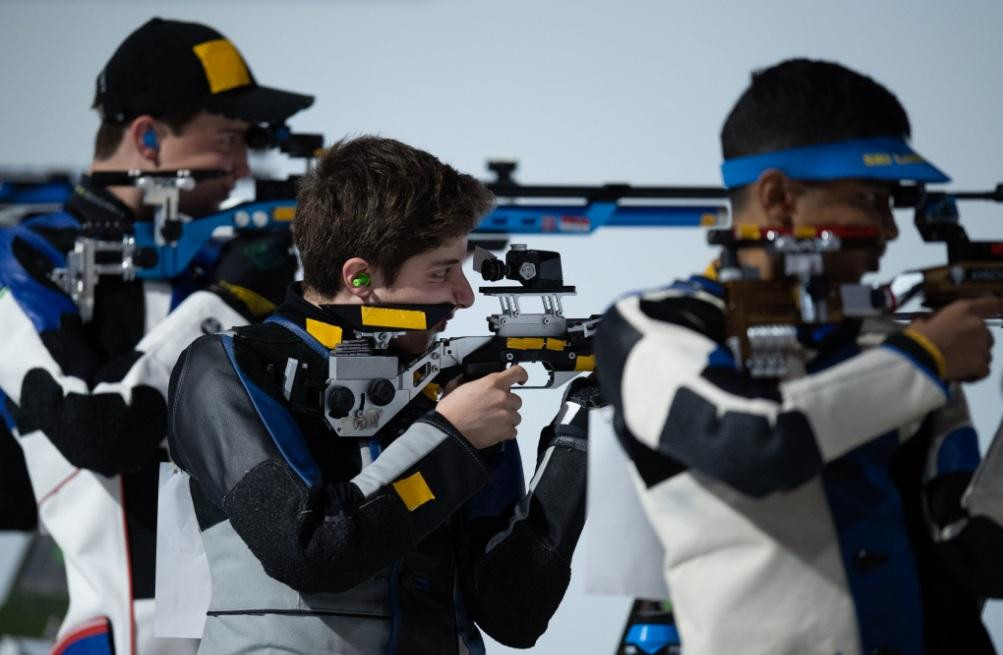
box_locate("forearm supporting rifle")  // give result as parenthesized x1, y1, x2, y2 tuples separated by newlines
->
(316, 245, 599, 438)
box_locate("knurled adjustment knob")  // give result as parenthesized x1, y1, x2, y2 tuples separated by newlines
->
(327, 386, 355, 419)
(368, 379, 396, 406)
(479, 258, 507, 282)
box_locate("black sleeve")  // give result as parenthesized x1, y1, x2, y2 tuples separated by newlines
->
(16, 361, 167, 477)
(890, 417, 1003, 653)
(910, 404, 1003, 598)
(927, 473, 1003, 597)
(456, 395, 589, 648)
(169, 332, 491, 595)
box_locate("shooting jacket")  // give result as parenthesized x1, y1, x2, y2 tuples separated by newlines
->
(167, 284, 588, 655)
(0, 179, 243, 655)
(595, 274, 1003, 655)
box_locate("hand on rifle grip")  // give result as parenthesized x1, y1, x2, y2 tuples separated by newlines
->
(437, 365, 528, 449)
(909, 296, 1002, 382)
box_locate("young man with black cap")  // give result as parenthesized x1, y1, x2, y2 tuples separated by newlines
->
(0, 17, 312, 655)
(596, 59, 1003, 655)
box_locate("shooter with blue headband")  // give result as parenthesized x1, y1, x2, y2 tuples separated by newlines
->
(718, 58, 954, 286)
(597, 58, 1003, 655)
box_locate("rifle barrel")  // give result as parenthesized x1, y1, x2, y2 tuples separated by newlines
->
(486, 183, 727, 201)
(894, 312, 1002, 327)
(947, 189, 1003, 202)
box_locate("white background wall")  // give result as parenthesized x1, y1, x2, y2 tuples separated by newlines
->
(1, 0, 1002, 652)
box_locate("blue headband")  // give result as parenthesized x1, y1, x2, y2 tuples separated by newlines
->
(720, 136, 950, 188)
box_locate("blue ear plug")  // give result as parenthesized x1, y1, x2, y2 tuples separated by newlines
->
(142, 129, 159, 150)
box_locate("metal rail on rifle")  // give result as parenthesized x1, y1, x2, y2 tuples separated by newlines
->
(474, 160, 728, 237)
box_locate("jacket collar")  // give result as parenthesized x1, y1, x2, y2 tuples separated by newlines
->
(273, 283, 348, 350)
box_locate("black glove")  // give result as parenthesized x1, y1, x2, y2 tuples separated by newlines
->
(562, 372, 606, 410)
(210, 230, 297, 320)
(537, 373, 606, 460)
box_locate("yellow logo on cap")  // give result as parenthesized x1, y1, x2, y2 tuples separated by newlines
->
(863, 153, 893, 167)
(863, 152, 926, 167)
(192, 39, 251, 94)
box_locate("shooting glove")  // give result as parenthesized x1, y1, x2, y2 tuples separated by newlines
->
(538, 373, 606, 460)
(210, 230, 297, 320)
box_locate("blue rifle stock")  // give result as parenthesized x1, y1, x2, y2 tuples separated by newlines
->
(50, 125, 318, 319)
(131, 197, 295, 280)
(105, 124, 322, 280)
(0, 172, 75, 226)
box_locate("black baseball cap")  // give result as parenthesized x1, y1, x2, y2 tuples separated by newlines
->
(93, 18, 314, 124)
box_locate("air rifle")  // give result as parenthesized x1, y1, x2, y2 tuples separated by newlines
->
(49, 153, 730, 320)
(475, 160, 728, 239)
(304, 244, 599, 438)
(710, 184, 1003, 379)
(49, 125, 322, 320)
(887, 185, 1003, 312)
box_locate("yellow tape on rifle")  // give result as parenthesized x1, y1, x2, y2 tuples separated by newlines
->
(360, 306, 427, 330)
